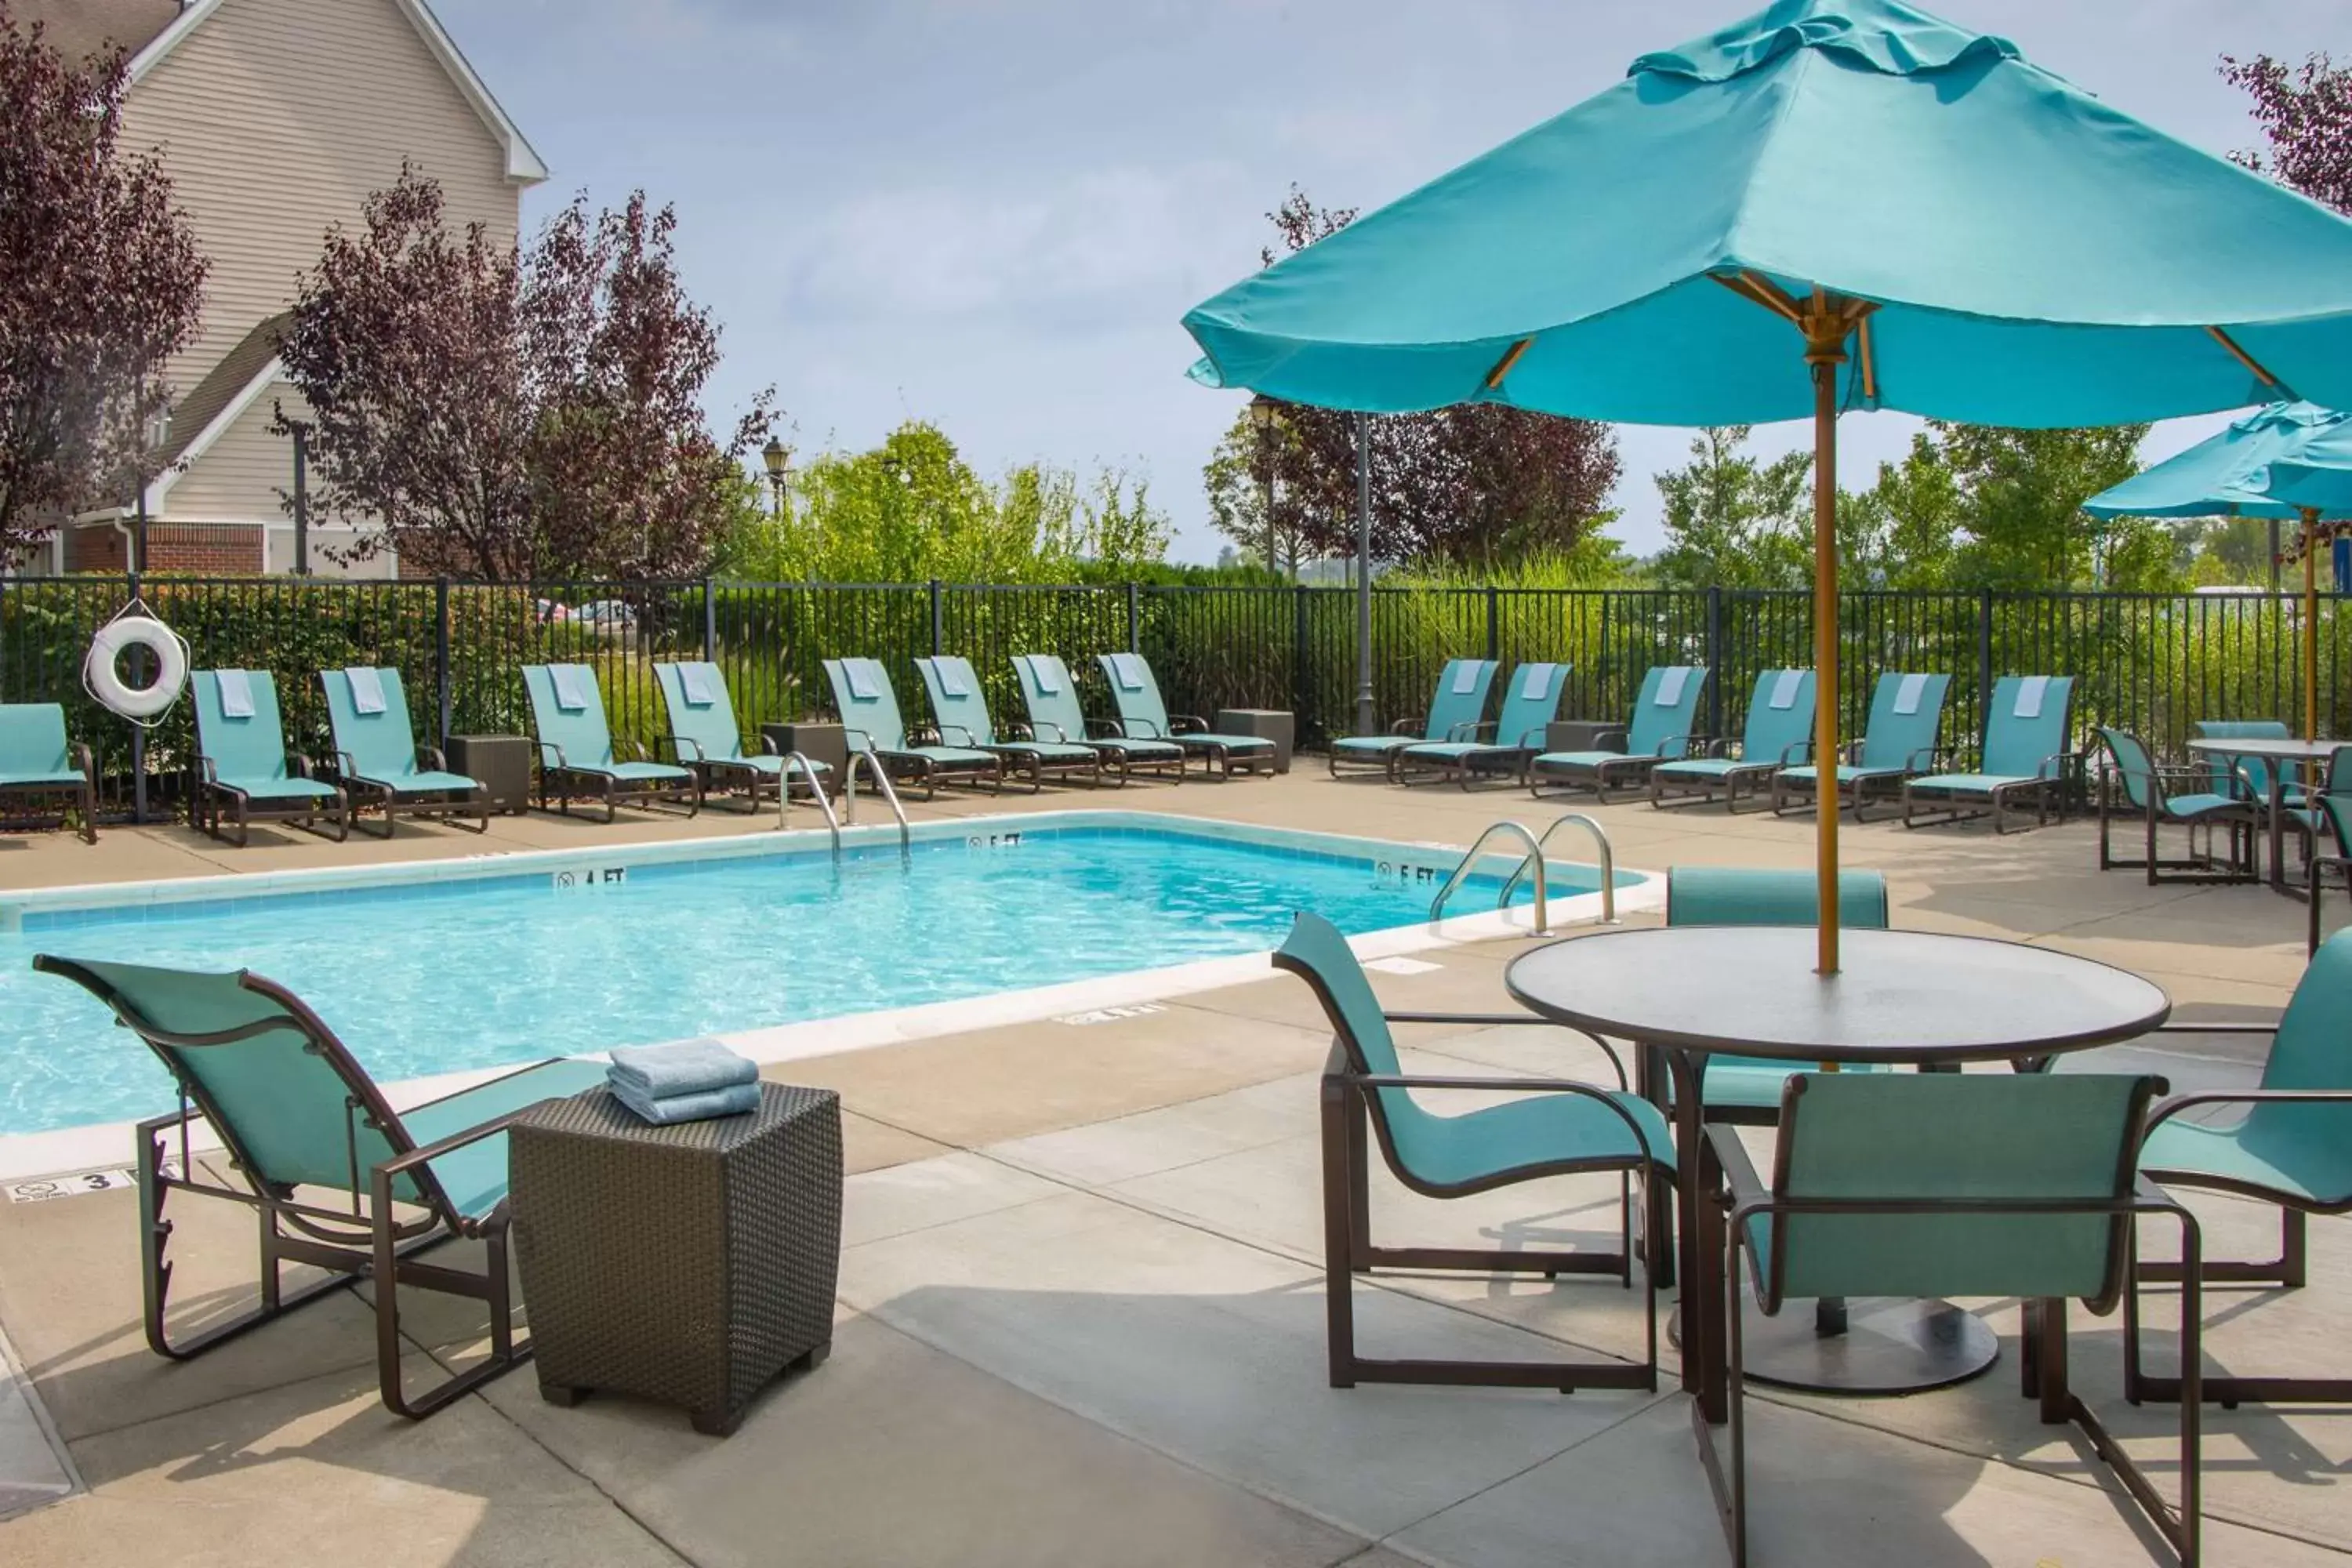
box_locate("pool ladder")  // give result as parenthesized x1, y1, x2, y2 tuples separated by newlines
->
(774, 750, 911, 858)
(1428, 812, 1617, 935)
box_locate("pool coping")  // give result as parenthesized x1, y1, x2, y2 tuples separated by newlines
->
(0, 809, 1660, 1181)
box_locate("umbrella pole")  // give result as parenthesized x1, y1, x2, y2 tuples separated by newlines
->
(1806, 312, 1847, 976)
(2305, 506, 2321, 741)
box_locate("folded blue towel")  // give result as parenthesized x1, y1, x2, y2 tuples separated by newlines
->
(608, 1039, 757, 1099)
(609, 1078, 761, 1126)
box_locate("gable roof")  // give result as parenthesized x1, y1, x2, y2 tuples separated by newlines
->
(140, 310, 289, 512)
(116, 0, 548, 183)
(12, 0, 177, 60)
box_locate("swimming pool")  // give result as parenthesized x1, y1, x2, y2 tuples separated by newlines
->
(0, 813, 1641, 1139)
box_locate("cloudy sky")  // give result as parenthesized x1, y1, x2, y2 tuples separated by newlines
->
(433, 0, 2352, 562)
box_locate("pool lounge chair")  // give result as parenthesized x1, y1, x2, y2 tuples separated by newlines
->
(654, 660, 829, 812)
(1771, 671, 1951, 821)
(33, 955, 608, 1420)
(1649, 669, 1814, 813)
(192, 670, 349, 847)
(916, 655, 1102, 791)
(0, 702, 97, 843)
(2094, 726, 2257, 885)
(1327, 658, 1497, 779)
(1394, 662, 1569, 788)
(321, 666, 488, 837)
(1903, 674, 2078, 833)
(822, 657, 1003, 799)
(1095, 652, 1276, 779)
(1012, 653, 1184, 785)
(1529, 664, 1708, 803)
(521, 663, 701, 821)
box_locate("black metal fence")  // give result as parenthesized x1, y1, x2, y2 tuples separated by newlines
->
(2, 574, 2344, 820)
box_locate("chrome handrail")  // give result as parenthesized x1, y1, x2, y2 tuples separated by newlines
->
(1501, 812, 1618, 927)
(844, 748, 911, 854)
(775, 751, 840, 852)
(1430, 820, 1548, 934)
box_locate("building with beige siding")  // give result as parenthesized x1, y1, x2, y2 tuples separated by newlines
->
(29, 0, 545, 575)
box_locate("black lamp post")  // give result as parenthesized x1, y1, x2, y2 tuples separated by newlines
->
(1247, 394, 1280, 579)
(761, 437, 791, 518)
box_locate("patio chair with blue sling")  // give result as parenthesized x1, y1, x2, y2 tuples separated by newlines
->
(654, 660, 829, 812)
(2193, 719, 2304, 820)
(2094, 726, 2257, 885)
(321, 666, 488, 837)
(0, 702, 97, 843)
(1327, 658, 1498, 779)
(1771, 671, 1950, 820)
(192, 670, 349, 848)
(1393, 662, 1569, 789)
(1902, 674, 2078, 833)
(1094, 652, 1276, 779)
(1529, 664, 1708, 803)
(521, 663, 701, 821)
(2126, 924, 2352, 1411)
(1703, 1072, 2199, 1568)
(2304, 786, 2352, 953)
(821, 657, 1002, 800)
(1649, 669, 1813, 813)
(1273, 911, 1674, 1392)
(31, 955, 607, 1420)
(916, 655, 1102, 791)
(1012, 653, 1184, 785)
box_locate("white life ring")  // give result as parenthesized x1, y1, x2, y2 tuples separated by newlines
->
(85, 613, 190, 721)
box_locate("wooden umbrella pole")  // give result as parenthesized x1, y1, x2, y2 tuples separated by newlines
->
(2305, 506, 2321, 741)
(1804, 296, 1852, 976)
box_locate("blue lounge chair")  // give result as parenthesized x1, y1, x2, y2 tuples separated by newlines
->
(654, 660, 829, 812)
(1772, 670, 1951, 820)
(1903, 674, 2077, 833)
(1012, 653, 1184, 785)
(916, 655, 1102, 791)
(1649, 669, 1813, 812)
(0, 702, 96, 843)
(2130, 924, 2352, 1410)
(1395, 662, 1569, 789)
(192, 669, 348, 847)
(1327, 658, 1497, 779)
(1664, 867, 1894, 1124)
(1272, 911, 1672, 1392)
(32, 954, 607, 1420)
(2094, 726, 2257, 885)
(1094, 652, 1276, 779)
(521, 663, 701, 821)
(1705, 1073, 2196, 1568)
(321, 666, 487, 837)
(1528, 663, 1708, 802)
(822, 657, 1002, 799)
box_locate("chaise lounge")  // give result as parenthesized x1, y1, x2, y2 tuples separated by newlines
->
(322, 666, 488, 837)
(822, 657, 1003, 799)
(1648, 669, 1813, 812)
(1394, 661, 1568, 789)
(1095, 652, 1277, 779)
(0, 702, 98, 843)
(654, 660, 829, 811)
(1528, 664, 1708, 802)
(916, 655, 1102, 790)
(1771, 670, 1951, 821)
(192, 669, 349, 847)
(1327, 658, 1497, 779)
(1903, 674, 2076, 833)
(1013, 653, 1185, 785)
(521, 663, 702, 820)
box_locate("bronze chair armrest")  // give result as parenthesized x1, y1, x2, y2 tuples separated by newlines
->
(2143, 1087, 2352, 1138)
(1381, 1009, 1630, 1089)
(1343, 1069, 1664, 1166)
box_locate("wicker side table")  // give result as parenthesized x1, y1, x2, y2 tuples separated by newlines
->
(510, 1082, 842, 1435)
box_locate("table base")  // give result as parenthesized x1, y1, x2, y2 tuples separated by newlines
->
(1739, 1297, 2000, 1394)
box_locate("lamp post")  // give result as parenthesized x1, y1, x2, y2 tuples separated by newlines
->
(761, 437, 791, 519)
(1247, 394, 1280, 579)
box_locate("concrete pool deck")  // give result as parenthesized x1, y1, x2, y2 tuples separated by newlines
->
(0, 771, 2343, 1566)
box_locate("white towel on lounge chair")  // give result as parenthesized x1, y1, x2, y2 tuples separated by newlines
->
(936, 660, 970, 696)
(2013, 675, 2049, 719)
(1519, 664, 1554, 702)
(1026, 655, 1061, 695)
(1893, 673, 1929, 715)
(1450, 661, 1481, 695)
(1653, 666, 1690, 706)
(1769, 670, 1803, 710)
(680, 663, 718, 706)
(550, 666, 593, 711)
(216, 670, 254, 718)
(844, 662, 881, 701)
(344, 666, 387, 715)
(1110, 653, 1146, 691)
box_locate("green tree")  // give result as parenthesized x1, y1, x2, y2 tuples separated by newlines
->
(1649, 426, 1810, 588)
(1929, 423, 2153, 588)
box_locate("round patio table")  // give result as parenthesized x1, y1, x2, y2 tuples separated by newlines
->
(2183, 735, 2344, 897)
(1504, 926, 2169, 1419)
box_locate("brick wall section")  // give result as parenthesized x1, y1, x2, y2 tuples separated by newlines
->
(64, 523, 265, 575)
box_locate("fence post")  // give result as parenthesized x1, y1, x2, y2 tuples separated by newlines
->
(1976, 588, 1994, 723)
(1126, 581, 1140, 652)
(928, 579, 944, 655)
(1293, 584, 1312, 745)
(435, 575, 452, 749)
(1484, 585, 1499, 662)
(1704, 585, 1725, 742)
(702, 577, 717, 662)
(127, 568, 148, 824)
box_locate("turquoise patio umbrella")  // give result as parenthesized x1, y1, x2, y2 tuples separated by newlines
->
(2084, 402, 2352, 739)
(1182, 0, 2352, 973)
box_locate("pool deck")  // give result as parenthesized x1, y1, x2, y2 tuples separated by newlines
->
(0, 771, 2343, 1566)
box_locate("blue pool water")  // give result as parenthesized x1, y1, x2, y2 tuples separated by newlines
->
(0, 822, 1610, 1136)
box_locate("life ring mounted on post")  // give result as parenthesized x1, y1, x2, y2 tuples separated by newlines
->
(84, 602, 191, 724)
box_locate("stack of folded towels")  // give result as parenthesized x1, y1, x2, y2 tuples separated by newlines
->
(607, 1039, 760, 1125)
